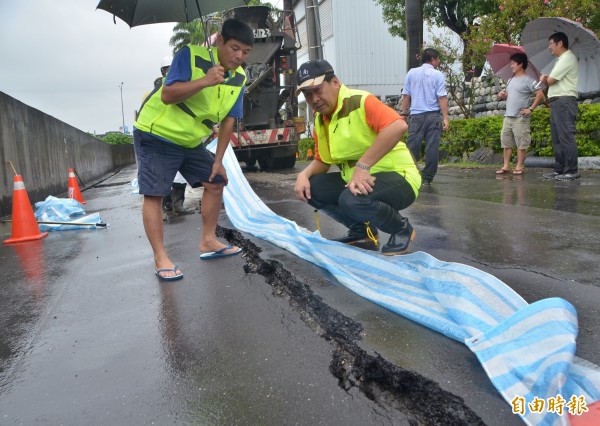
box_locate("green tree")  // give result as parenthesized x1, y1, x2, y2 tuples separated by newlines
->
(169, 20, 208, 54)
(374, 0, 497, 73)
(426, 23, 489, 119)
(246, 0, 272, 5)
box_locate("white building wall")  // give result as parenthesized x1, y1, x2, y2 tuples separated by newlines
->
(294, 0, 407, 100)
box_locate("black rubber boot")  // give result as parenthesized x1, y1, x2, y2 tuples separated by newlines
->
(162, 196, 173, 213)
(171, 183, 195, 215)
(369, 204, 415, 255)
(162, 193, 173, 221)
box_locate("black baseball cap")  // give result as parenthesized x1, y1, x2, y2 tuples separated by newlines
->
(295, 59, 335, 96)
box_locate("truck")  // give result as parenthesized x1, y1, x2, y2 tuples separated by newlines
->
(224, 5, 302, 170)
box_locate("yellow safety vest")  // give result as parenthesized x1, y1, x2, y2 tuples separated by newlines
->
(314, 85, 421, 195)
(135, 45, 246, 148)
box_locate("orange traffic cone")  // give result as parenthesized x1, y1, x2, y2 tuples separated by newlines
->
(3, 175, 48, 244)
(67, 168, 85, 204)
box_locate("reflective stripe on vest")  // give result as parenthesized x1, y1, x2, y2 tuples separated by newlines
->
(134, 45, 246, 148)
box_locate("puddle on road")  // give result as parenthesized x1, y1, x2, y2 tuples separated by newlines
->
(218, 226, 485, 425)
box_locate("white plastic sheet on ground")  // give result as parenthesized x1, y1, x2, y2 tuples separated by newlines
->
(209, 142, 600, 425)
(34, 196, 104, 231)
(130, 177, 140, 194)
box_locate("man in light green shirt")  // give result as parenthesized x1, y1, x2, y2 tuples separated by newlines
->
(540, 32, 580, 181)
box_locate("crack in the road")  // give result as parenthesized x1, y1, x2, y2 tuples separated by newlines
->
(219, 226, 485, 425)
(463, 257, 586, 286)
(93, 180, 132, 188)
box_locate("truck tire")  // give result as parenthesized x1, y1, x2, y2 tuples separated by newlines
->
(278, 155, 296, 169)
(258, 158, 273, 170)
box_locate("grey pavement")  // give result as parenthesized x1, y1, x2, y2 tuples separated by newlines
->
(1, 164, 599, 425)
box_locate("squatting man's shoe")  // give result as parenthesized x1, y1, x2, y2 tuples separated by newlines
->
(332, 222, 379, 249)
(333, 219, 416, 255)
(381, 218, 416, 256)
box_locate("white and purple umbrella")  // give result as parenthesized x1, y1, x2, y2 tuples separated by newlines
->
(485, 43, 541, 83)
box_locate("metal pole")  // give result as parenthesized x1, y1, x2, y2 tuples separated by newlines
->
(1, 219, 107, 227)
(7, 161, 18, 176)
(119, 82, 125, 133)
(283, 0, 298, 117)
(305, 0, 322, 60)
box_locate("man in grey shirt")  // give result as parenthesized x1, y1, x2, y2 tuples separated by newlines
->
(496, 53, 544, 175)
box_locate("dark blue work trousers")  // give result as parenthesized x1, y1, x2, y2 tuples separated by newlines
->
(406, 111, 442, 182)
(307, 171, 415, 233)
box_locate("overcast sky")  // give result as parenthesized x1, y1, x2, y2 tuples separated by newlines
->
(0, 0, 281, 135)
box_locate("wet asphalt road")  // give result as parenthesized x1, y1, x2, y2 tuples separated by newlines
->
(0, 163, 599, 425)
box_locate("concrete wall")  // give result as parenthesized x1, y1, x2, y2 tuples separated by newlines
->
(295, 0, 407, 103)
(1, 91, 136, 218)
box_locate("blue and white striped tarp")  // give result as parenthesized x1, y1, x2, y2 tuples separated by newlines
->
(212, 143, 600, 425)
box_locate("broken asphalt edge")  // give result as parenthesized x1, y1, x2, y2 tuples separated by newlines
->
(218, 225, 486, 425)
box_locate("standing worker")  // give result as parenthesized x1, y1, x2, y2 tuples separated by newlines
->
(496, 53, 545, 175)
(134, 18, 254, 281)
(539, 32, 580, 181)
(294, 59, 421, 255)
(400, 48, 449, 185)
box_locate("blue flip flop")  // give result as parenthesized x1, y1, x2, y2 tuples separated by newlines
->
(200, 245, 242, 260)
(155, 265, 184, 281)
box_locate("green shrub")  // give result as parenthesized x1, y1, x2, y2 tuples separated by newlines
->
(441, 115, 503, 157)
(529, 107, 552, 156)
(100, 132, 133, 145)
(298, 137, 315, 160)
(575, 104, 600, 156)
(441, 103, 600, 158)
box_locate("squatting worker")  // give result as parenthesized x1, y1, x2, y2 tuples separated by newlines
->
(539, 31, 580, 181)
(133, 18, 254, 281)
(293, 59, 421, 255)
(400, 48, 449, 185)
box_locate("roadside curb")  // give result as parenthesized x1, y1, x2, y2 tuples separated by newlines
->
(524, 156, 600, 170)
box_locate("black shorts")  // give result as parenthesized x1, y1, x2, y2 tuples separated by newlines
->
(133, 129, 225, 196)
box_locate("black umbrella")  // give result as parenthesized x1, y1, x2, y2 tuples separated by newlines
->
(97, 0, 250, 65)
(96, 0, 248, 27)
